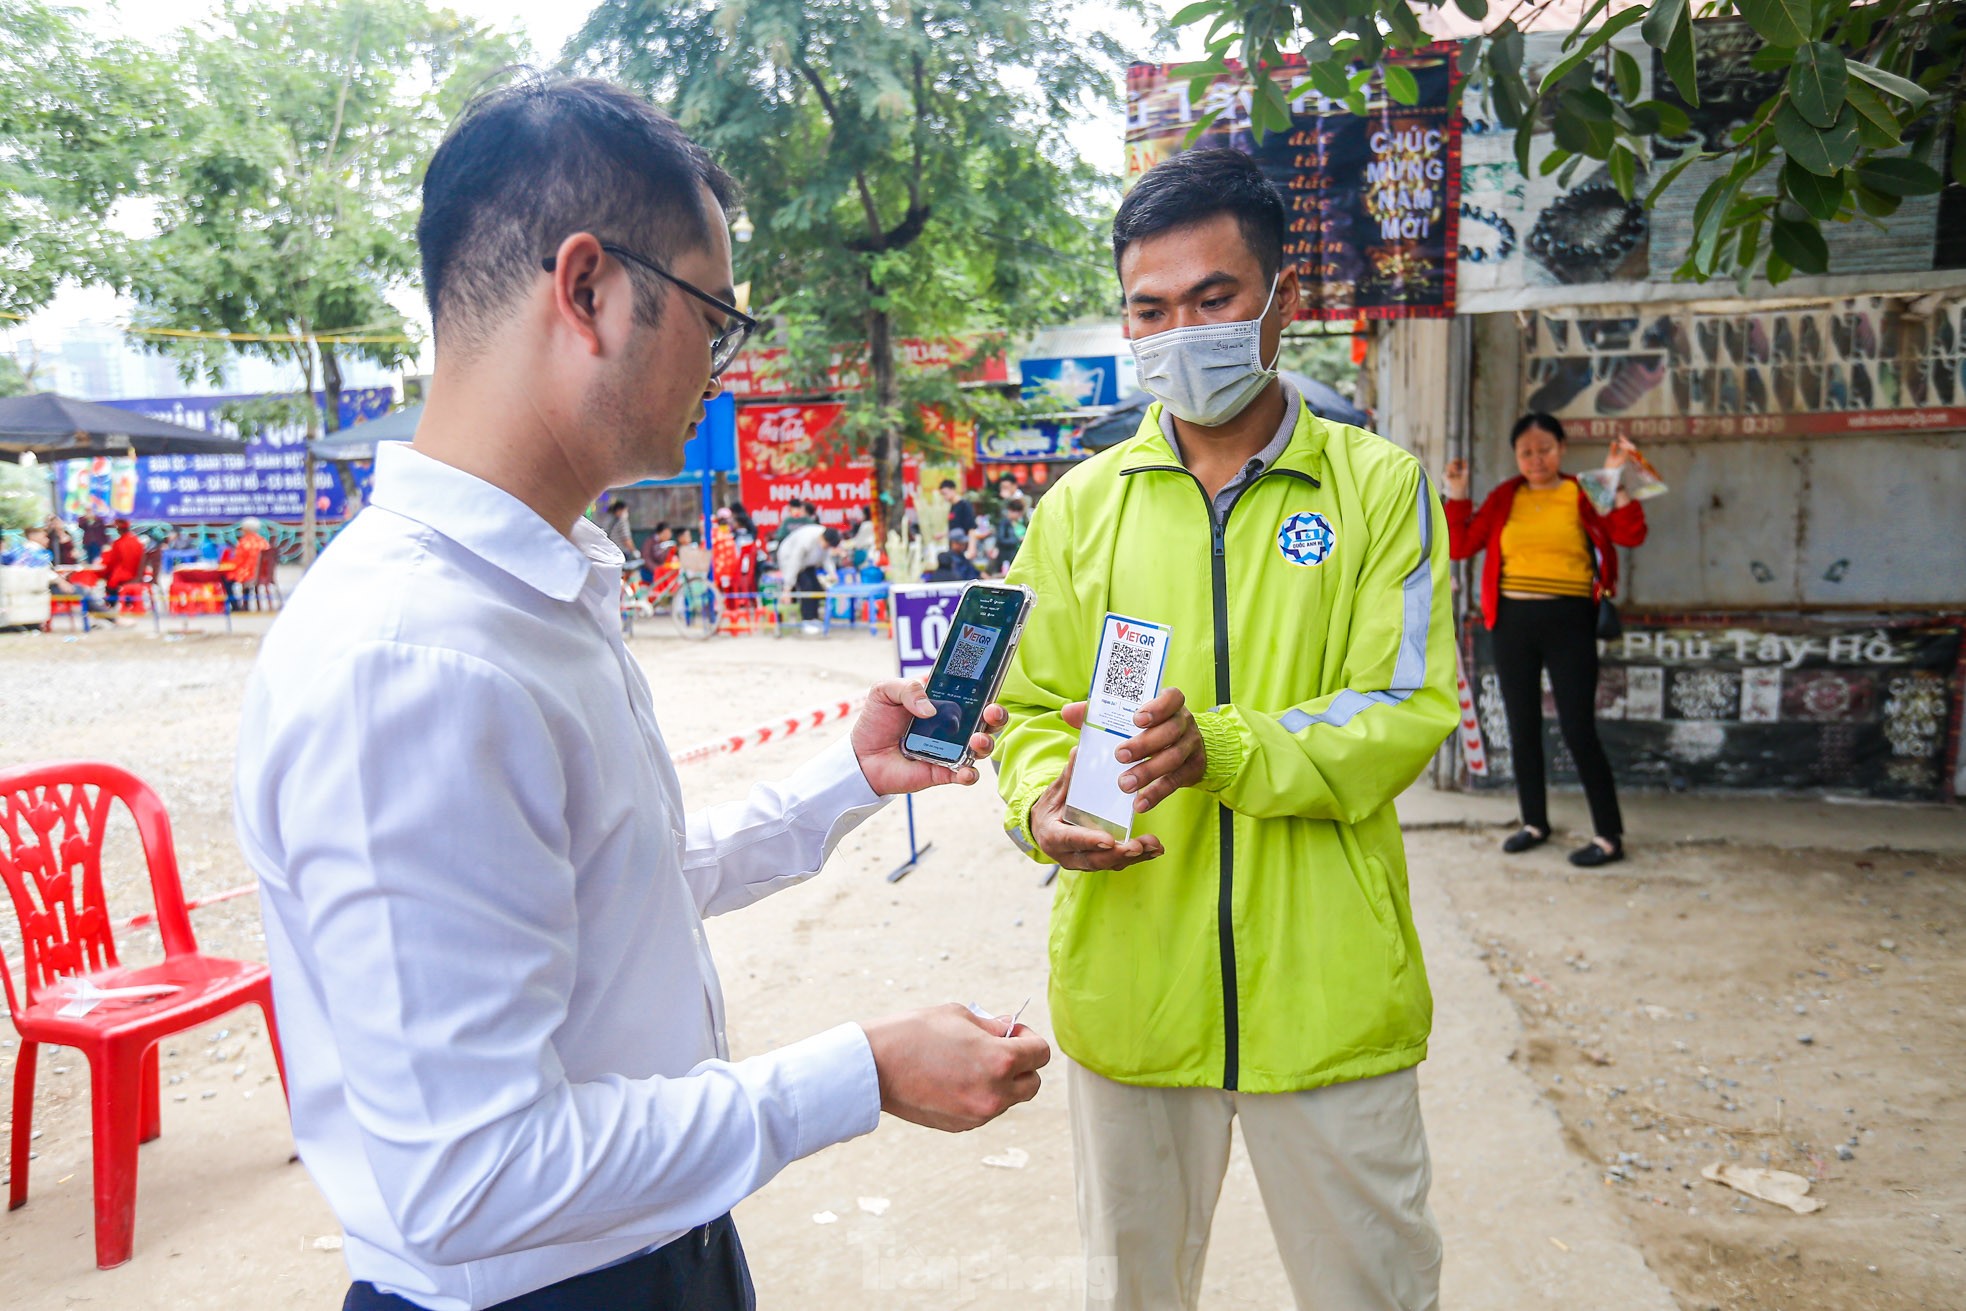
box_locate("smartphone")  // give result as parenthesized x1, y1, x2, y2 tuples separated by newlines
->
(901, 581, 1036, 768)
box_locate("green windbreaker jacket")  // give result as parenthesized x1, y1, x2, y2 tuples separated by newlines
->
(996, 397, 1456, 1092)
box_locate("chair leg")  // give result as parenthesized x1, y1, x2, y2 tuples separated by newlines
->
(86, 1048, 146, 1268)
(255, 991, 289, 1104)
(9, 1039, 36, 1210)
(139, 1045, 161, 1144)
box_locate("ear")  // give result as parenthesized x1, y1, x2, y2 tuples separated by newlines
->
(1275, 262, 1302, 323)
(548, 232, 610, 356)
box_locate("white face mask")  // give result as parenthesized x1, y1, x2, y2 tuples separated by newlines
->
(1128, 274, 1282, 427)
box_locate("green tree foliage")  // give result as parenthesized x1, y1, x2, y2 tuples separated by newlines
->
(118, 0, 522, 432)
(1166, 0, 1960, 284)
(570, 0, 1143, 522)
(0, 0, 174, 318)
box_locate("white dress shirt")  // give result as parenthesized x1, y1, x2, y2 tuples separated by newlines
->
(234, 443, 888, 1309)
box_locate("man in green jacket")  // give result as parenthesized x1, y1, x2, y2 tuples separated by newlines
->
(997, 149, 1456, 1310)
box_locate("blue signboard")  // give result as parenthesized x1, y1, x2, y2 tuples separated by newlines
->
(69, 388, 393, 521)
(1019, 355, 1134, 408)
(977, 423, 1086, 463)
(622, 393, 738, 487)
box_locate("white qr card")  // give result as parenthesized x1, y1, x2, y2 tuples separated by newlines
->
(1064, 613, 1173, 841)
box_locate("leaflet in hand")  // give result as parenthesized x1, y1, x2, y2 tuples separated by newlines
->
(1064, 613, 1172, 841)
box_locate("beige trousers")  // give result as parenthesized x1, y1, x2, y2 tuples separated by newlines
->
(1068, 1061, 1442, 1311)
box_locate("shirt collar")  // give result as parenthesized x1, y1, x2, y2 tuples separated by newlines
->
(1160, 377, 1302, 482)
(369, 443, 623, 604)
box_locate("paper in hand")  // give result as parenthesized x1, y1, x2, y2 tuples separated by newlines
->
(1064, 613, 1172, 840)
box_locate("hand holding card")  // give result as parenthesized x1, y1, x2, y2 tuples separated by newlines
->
(1064, 614, 1173, 840)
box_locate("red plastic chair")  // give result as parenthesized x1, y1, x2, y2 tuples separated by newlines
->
(0, 762, 286, 1268)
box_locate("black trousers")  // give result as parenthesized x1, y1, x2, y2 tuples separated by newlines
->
(795, 565, 825, 622)
(1491, 596, 1623, 840)
(344, 1214, 754, 1311)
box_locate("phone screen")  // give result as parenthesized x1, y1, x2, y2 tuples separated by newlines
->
(904, 585, 1025, 763)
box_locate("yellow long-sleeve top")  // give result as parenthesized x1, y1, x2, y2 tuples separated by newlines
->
(1498, 483, 1594, 597)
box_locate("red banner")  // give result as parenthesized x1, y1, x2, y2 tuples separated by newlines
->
(721, 337, 1010, 401)
(736, 403, 917, 536)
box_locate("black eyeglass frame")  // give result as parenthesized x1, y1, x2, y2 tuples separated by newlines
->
(541, 242, 758, 377)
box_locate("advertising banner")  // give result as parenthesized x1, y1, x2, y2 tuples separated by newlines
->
(736, 402, 917, 535)
(720, 337, 1011, 401)
(1469, 618, 1961, 801)
(891, 583, 972, 680)
(978, 424, 1087, 463)
(1126, 48, 1463, 319)
(1521, 295, 1966, 441)
(57, 388, 392, 521)
(1457, 19, 1959, 313)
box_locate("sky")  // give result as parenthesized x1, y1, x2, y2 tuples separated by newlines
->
(16, 0, 1196, 372)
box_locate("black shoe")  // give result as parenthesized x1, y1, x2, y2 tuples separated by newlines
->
(1570, 839, 1625, 868)
(1502, 826, 1548, 854)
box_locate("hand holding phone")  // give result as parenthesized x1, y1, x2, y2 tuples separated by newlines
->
(900, 582, 1035, 771)
(852, 680, 1008, 794)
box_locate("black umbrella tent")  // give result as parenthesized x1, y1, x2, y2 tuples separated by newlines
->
(0, 392, 249, 461)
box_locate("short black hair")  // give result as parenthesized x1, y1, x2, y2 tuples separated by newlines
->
(939, 478, 958, 491)
(1112, 148, 1286, 283)
(1511, 412, 1567, 445)
(608, 500, 627, 512)
(822, 527, 842, 546)
(417, 74, 739, 349)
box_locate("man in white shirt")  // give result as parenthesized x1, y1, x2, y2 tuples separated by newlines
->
(775, 521, 838, 625)
(234, 76, 1048, 1311)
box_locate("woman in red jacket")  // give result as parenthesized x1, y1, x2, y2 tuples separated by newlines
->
(1444, 414, 1648, 867)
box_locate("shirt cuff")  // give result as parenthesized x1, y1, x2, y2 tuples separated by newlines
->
(1195, 708, 1247, 793)
(785, 736, 890, 842)
(783, 1021, 883, 1158)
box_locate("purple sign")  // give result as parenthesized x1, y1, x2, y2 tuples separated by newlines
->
(89, 388, 392, 521)
(891, 583, 971, 680)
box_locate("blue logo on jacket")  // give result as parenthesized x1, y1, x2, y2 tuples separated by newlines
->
(1277, 511, 1336, 567)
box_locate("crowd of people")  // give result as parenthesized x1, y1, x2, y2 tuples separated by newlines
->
(0, 512, 282, 625)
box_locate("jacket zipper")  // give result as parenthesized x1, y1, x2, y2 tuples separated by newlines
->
(1121, 460, 1318, 1090)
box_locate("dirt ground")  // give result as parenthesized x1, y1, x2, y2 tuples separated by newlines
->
(1, 622, 1961, 1308)
(1439, 833, 1965, 1310)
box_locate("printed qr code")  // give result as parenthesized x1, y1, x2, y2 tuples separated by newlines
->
(943, 623, 1001, 681)
(1100, 640, 1154, 703)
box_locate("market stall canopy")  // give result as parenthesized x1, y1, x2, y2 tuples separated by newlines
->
(310, 403, 423, 462)
(0, 392, 250, 462)
(1078, 372, 1371, 451)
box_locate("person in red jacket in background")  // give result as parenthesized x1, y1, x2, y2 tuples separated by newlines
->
(222, 517, 271, 611)
(1443, 414, 1647, 868)
(99, 518, 147, 593)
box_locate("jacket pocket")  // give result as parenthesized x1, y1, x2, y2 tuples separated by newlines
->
(1361, 852, 1410, 972)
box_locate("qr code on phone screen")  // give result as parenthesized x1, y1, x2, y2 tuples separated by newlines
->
(944, 623, 1000, 681)
(1100, 641, 1154, 703)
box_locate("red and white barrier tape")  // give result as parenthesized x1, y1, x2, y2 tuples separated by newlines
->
(1454, 657, 1488, 777)
(670, 695, 865, 767)
(122, 699, 866, 931)
(123, 881, 258, 931)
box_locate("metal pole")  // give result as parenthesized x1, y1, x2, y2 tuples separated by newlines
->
(885, 793, 934, 882)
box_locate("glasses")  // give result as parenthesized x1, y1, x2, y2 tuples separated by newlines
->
(541, 242, 758, 377)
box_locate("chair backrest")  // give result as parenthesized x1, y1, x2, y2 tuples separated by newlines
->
(0, 762, 195, 1015)
(255, 548, 279, 585)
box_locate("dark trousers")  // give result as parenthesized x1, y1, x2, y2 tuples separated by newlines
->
(344, 1214, 754, 1311)
(795, 565, 824, 622)
(1492, 596, 1623, 840)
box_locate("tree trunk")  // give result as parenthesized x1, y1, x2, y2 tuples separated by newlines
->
(298, 339, 321, 569)
(868, 298, 901, 545)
